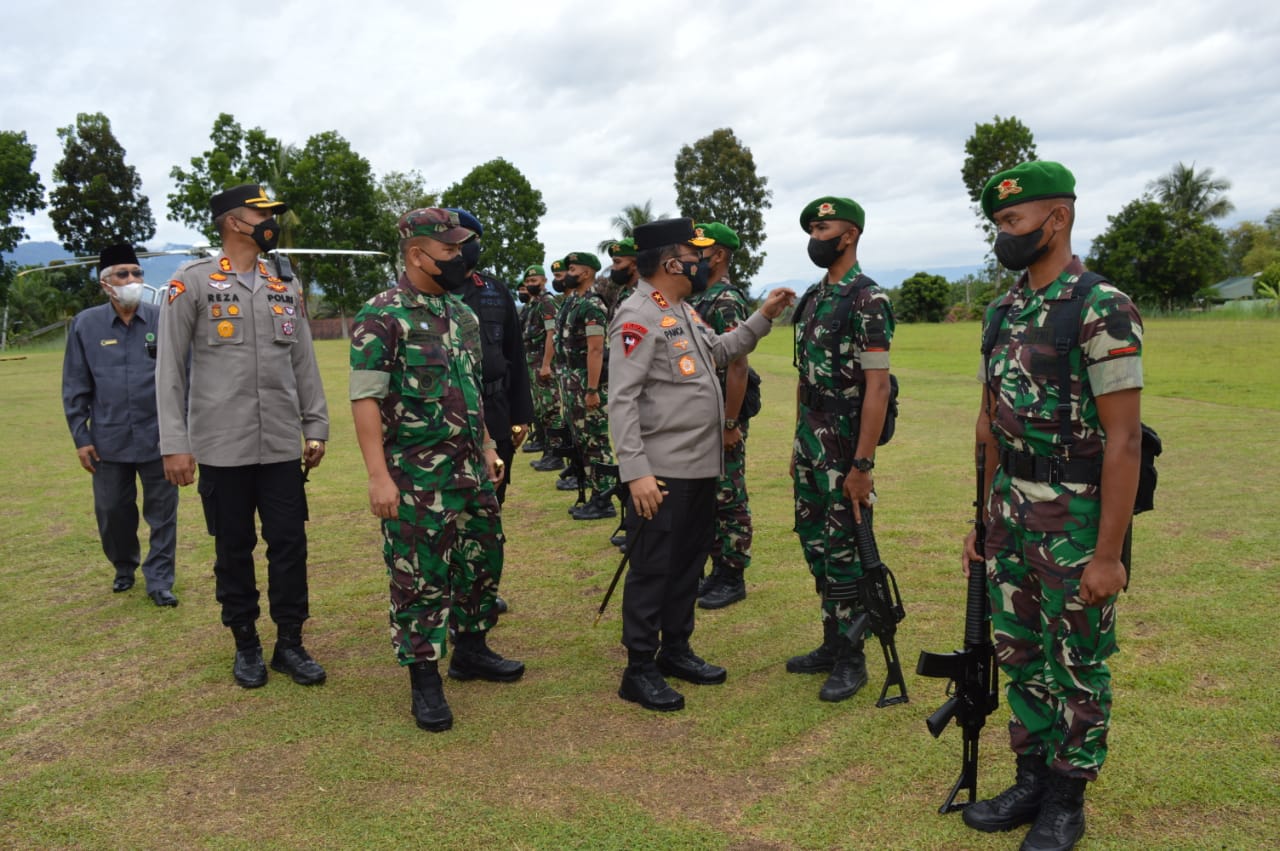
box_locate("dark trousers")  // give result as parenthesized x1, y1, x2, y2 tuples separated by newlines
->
(198, 461, 309, 629)
(93, 458, 178, 592)
(620, 477, 716, 655)
(495, 438, 515, 505)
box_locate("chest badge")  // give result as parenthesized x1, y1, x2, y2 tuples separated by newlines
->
(660, 316, 678, 328)
(282, 321, 295, 336)
(272, 304, 284, 315)
(677, 354, 696, 376)
(211, 305, 223, 318)
(217, 320, 235, 338)
(228, 305, 241, 316)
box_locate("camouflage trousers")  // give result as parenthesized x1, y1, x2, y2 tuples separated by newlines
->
(527, 357, 561, 433)
(710, 423, 752, 574)
(382, 482, 504, 666)
(986, 468, 1116, 780)
(792, 450, 868, 641)
(560, 371, 617, 495)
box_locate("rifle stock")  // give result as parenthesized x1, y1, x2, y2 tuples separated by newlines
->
(916, 444, 999, 814)
(850, 514, 908, 708)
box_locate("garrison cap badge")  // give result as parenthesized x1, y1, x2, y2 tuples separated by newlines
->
(817, 202, 835, 217)
(996, 178, 1023, 201)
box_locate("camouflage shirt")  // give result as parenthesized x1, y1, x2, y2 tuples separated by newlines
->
(521, 292, 557, 368)
(981, 257, 1144, 459)
(690, 276, 751, 384)
(349, 275, 487, 491)
(556, 289, 609, 373)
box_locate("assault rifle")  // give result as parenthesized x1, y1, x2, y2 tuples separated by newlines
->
(549, 424, 587, 509)
(850, 514, 909, 707)
(916, 444, 999, 814)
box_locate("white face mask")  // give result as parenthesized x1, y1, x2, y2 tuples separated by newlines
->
(113, 282, 145, 308)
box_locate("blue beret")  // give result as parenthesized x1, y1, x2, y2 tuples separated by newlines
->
(445, 207, 483, 238)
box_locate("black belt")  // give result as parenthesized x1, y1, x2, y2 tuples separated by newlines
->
(482, 376, 508, 396)
(798, 384, 857, 415)
(998, 447, 1101, 485)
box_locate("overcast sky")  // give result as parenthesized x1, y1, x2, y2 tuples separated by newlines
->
(3, 0, 1278, 286)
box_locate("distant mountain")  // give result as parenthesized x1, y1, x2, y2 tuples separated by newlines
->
(4, 240, 203, 283)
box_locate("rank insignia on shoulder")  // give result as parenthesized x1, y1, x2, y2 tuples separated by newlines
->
(651, 291, 670, 310)
(167, 281, 186, 304)
(677, 354, 696, 376)
(217, 320, 235, 338)
(219, 257, 232, 272)
(258, 262, 268, 277)
(660, 316, 678, 328)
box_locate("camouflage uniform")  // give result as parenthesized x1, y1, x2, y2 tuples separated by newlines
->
(556, 289, 618, 495)
(349, 275, 503, 666)
(690, 278, 753, 576)
(981, 258, 1143, 780)
(522, 290, 560, 436)
(792, 263, 894, 638)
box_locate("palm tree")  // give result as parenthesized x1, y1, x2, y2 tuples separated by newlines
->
(596, 200, 668, 253)
(1148, 162, 1234, 221)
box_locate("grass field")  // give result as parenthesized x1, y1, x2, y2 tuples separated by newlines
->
(1, 316, 1277, 849)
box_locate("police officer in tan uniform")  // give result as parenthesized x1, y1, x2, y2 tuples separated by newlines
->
(157, 184, 329, 690)
(607, 217, 794, 712)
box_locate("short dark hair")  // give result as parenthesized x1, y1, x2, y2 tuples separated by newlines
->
(635, 244, 679, 279)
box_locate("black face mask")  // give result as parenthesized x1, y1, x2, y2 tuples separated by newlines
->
(993, 211, 1055, 271)
(562, 273, 581, 290)
(245, 216, 281, 253)
(675, 258, 711, 294)
(551, 277, 568, 293)
(426, 253, 469, 292)
(526, 285, 542, 297)
(609, 267, 634, 286)
(517, 291, 531, 304)
(806, 233, 845, 269)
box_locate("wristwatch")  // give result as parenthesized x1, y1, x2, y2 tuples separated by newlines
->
(724, 418, 739, 430)
(852, 457, 875, 473)
(586, 387, 599, 394)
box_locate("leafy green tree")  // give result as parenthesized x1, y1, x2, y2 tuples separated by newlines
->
(597, 200, 667, 253)
(0, 130, 46, 307)
(168, 113, 282, 241)
(898, 272, 952, 322)
(1148, 161, 1234, 221)
(374, 169, 437, 258)
(48, 112, 155, 255)
(1087, 199, 1227, 309)
(278, 131, 386, 330)
(441, 158, 546, 286)
(674, 128, 772, 287)
(1256, 263, 1280, 307)
(961, 115, 1037, 242)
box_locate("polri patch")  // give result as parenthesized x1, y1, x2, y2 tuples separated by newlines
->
(167, 281, 186, 304)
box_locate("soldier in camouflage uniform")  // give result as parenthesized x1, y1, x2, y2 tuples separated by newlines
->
(960, 163, 1143, 851)
(541, 258, 578, 489)
(687, 223, 754, 610)
(788, 196, 895, 704)
(606, 237, 639, 315)
(350, 208, 525, 733)
(555, 251, 618, 520)
(522, 264, 563, 471)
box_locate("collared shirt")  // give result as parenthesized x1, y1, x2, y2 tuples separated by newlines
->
(62, 302, 162, 463)
(608, 280, 773, 482)
(156, 253, 329, 466)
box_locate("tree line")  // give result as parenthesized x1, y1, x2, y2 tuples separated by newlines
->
(1, 115, 772, 341)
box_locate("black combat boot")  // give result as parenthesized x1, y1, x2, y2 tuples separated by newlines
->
(408, 660, 453, 732)
(818, 633, 867, 702)
(656, 640, 727, 684)
(531, 450, 564, 471)
(618, 650, 684, 711)
(1020, 772, 1087, 851)
(448, 630, 525, 682)
(786, 618, 841, 674)
(698, 568, 746, 610)
(572, 492, 617, 521)
(231, 623, 267, 689)
(697, 565, 722, 598)
(522, 436, 543, 453)
(962, 752, 1050, 832)
(555, 470, 579, 491)
(270, 623, 327, 685)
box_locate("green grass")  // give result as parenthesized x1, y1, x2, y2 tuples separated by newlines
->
(1, 317, 1277, 849)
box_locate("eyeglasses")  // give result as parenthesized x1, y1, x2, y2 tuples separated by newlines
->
(108, 269, 144, 280)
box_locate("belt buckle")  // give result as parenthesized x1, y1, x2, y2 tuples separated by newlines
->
(1044, 456, 1061, 485)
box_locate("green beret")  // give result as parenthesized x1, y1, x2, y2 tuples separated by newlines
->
(607, 238, 637, 258)
(523, 265, 546, 279)
(550, 259, 564, 273)
(564, 251, 601, 272)
(981, 161, 1077, 221)
(693, 222, 740, 250)
(799, 196, 865, 232)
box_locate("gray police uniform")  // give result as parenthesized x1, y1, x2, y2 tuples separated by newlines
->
(63, 301, 178, 592)
(156, 253, 329, 628)
(607, 280, 773, 654)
